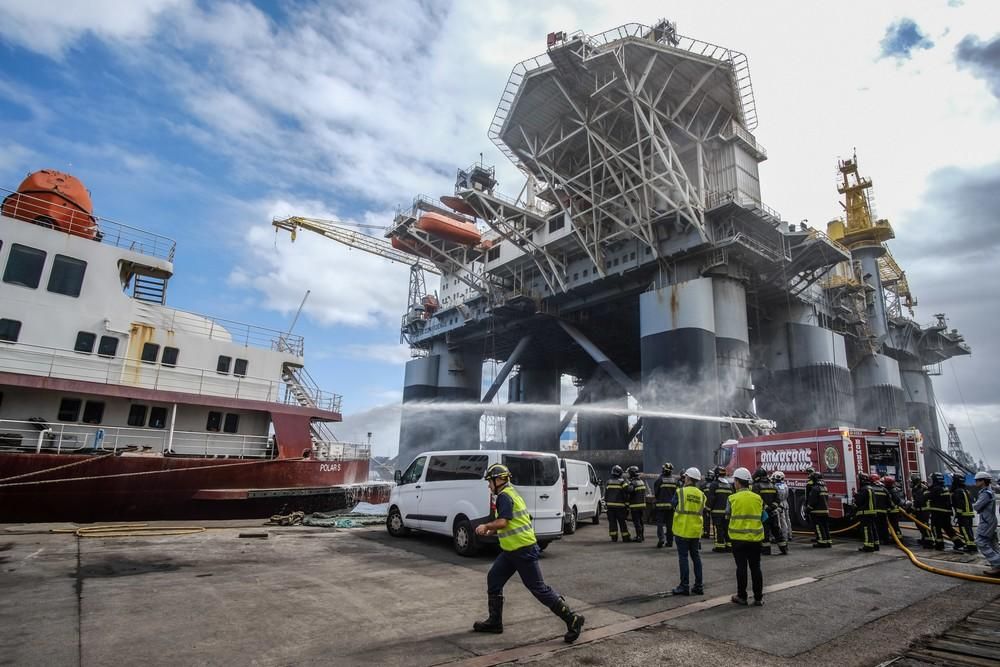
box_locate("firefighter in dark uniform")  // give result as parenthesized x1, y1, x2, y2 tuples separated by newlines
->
(804, 466, 817, 542)
(752, 468, 787, 554)
(708, 466, 733, 552)
(604, 465, 631, 542)
(473, 464, 585, 643)
(883, 475, 905, 537)
(653, 462, 679, 548)
(626, 466, 648, 542)
(854, 473, 879, 552)
(928, 471, 965, 551)
(807, 470, 832, 547)
(870, 474, 892, 546)
(951, 475, 978, 552)
(909, 472, 933, 547)
(699, 469, 714, 539)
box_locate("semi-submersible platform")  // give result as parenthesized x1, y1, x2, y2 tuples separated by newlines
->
(379, 21, 971, 472)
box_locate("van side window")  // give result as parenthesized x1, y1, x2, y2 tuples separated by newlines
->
(502, 454, 559, 486)
(425, 454, 489, 482)
(588, 465, 599, 486)
(399, 456, 426, 485)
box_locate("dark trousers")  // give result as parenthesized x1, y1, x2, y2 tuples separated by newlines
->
(914, 509, 932, 543)
(888, 510, 901, 536)
(630, 509, 645, 540)
(764, 513, 786, 546)
(607, 507, 630, 540)
(656, 508, 674, 545)
(486, 544, 561, 608)
(732, 540, 763, 601)
(931, 512, 963, 548)
(675, 537, 703, 590)
(702, 511, 711, 538)
(956, 516, 975, 546)
(812, 513, 831, 545)
(860, 515, 879, 550)
(712, 514, 730, 549)
(875, 511, 891, 545)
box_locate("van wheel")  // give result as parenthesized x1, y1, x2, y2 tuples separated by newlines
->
(387, 507, 410, 537)
(453, 519, 479, 557)
(538, 540, 550, 551)
(592, 504, 601, 525)
(564, 507, 578, 535)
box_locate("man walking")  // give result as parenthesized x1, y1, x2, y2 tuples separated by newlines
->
(671, 467, 706, 596)
(626, 466, 648, 543)
(653, 462, 678, 548)
(727, 467, 766, 606)
(972, 471, 1000, 576)
(472, 463, 585, 643)
(605, 465, 631, 543)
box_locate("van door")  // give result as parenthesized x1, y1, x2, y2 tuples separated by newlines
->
(503, 453, 563, 540)
(419, 454, 490, 536)
(396, 456, 427, 530)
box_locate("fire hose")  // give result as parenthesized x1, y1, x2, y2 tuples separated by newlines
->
(52, 524, 206, 538)
(888, 523, 999, 584)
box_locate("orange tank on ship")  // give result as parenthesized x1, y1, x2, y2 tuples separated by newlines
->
(1, 169, 98, 239)
(416, 212, 480, 246)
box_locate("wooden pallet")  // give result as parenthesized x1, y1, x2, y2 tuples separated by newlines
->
(893, 598, 1000, 665)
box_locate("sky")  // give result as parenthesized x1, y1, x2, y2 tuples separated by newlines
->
(1, 0, 998, 466)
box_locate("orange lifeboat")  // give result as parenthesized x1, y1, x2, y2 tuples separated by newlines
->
(1, 169, 98, 240)
(391, 236, 430, 257)
(416, 212, 480, 246)
(440, 195, 477, 217)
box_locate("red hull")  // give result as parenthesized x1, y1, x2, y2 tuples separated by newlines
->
(0, 453, 389, 523)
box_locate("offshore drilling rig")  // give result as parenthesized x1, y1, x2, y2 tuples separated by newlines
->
(373, 20, 970, 472)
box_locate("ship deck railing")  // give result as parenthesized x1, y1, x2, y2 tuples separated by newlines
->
(1, 186, 177, 261)
(0, 341, 339, 411)
(133, 304, 305, 357)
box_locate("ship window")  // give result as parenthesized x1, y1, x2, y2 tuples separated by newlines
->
(127, 404, 148, 427)
(81, 401, 104, 425)
(630, 252, 636, 260)
(234, 358, 248, 377)
(141, 342, 159, 364)
(148, 407, 167, 429)
(47, 255, 87, 297)
(206, 411, 222, 432)
(223, 413, 240, 434)
(98, 336, 119, 357)
(57, 398, 82, 422)
(487, 247, 500, 262)
(74, 331, 96, 353)
(3, 244, 46, 289)
(216, 355, 231, 374)
(0, 318, 21, 342)
(161, 346, 179, 368)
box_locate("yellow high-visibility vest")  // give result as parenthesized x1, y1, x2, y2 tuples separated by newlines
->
(495, 485, 536, 551)
(728, 489, 764, 542)
(672, 485, 706, 539)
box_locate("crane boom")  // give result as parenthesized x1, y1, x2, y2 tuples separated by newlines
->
(272, 216, 441, 275)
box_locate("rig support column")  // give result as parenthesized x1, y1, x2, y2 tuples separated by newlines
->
(506, 364, 561, 452)
(397, 354, 440, 470)
(640, 277, 721, 473)
(853, 354, 907, 430)
(900, 359, 941, 457)
(712, 277, 752, 440)
(576, 373, 628, 451)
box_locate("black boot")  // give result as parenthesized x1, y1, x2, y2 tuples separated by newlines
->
(472, 594, 503, 633)
(550, 597, 584, 643)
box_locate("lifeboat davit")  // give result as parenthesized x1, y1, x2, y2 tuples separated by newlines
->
(391, 236, 430, 257)
(416, 212, 480, 246)
(1, 169, 98, 240)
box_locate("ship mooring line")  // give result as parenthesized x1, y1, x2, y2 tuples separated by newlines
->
(444, 576, 817, 667)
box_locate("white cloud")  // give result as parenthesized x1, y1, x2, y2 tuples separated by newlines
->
(344, 343, 413, 365)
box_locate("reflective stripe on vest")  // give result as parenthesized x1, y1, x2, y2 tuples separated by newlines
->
(495, 485, 536, 550)
(728, 490, 764, 542)
(672, 485, 705, 539)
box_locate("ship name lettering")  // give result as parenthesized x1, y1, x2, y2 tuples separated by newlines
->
(320, 463, 342, 472)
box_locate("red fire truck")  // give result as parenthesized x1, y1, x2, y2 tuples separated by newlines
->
(718, 428, 926, 526)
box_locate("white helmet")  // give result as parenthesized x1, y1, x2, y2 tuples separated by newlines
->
(684, 467, 702, 481)
(771, 471, 785, 482)
(733, 467, 753, 483)
(975, 471, 992, 481)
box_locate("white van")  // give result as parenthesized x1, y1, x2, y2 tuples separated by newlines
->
(387, 450, 564, 556)
(559, 458, 603, 534)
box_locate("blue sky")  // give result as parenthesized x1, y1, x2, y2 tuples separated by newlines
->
(2, 1, 999, 463)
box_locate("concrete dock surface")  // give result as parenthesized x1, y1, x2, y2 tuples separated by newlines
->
(1, 519, 998, 666)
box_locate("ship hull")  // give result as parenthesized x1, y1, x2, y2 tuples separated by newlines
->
(0, 453, 388, 523)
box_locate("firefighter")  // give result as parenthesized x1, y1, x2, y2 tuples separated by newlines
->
(870, 474, 892, 546)
(653, 462, 679, 548)
(973, 471, 1000, 576)
(854, 473, 879, 552)
(951, 475, 978, 553)
(807, 471, 832, 547)
(699, 469, 714, 539)
(473, 464, 585, 643)
(752, 468, 787, 555)
(708, 466, 733, 552)
(671, 467, 706, 596)
(804, 466, 817, 542)
(883, 476, 905, 537)
(727, 467, 765, 606)
(909, 472, 933, 547)
(928, 471, 965, 551)
(626, 466, 648, 543)
(772, 471, 792, 545)
(604, 465, 631, 542)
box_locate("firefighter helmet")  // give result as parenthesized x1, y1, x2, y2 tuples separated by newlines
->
(611, 465, 623, 477)
(910, 472, 923, 482)
(714, 465, 727, 477)
(805, 466, 815, 475)
(662, 462, 674, 474)
(627, 465, 640, 479)
(705, 469, 716, 482)
(870, 474, 881, 484)
(859, 472, 871, 484)
(883, 475, 896, 488)
(930, 472, 945, 484)
(809, 470, 823, 481)
(484, 463, 511, 481)
(771, 471, 785, 482)
(753, 467, 768, 481)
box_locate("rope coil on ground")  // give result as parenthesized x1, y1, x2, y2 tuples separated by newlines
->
(51, 523, 207, 538)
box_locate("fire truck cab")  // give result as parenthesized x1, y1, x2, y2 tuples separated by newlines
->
(718, 428, 926, 527)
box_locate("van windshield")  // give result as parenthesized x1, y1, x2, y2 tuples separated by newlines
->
(503, 455, 560, 487)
